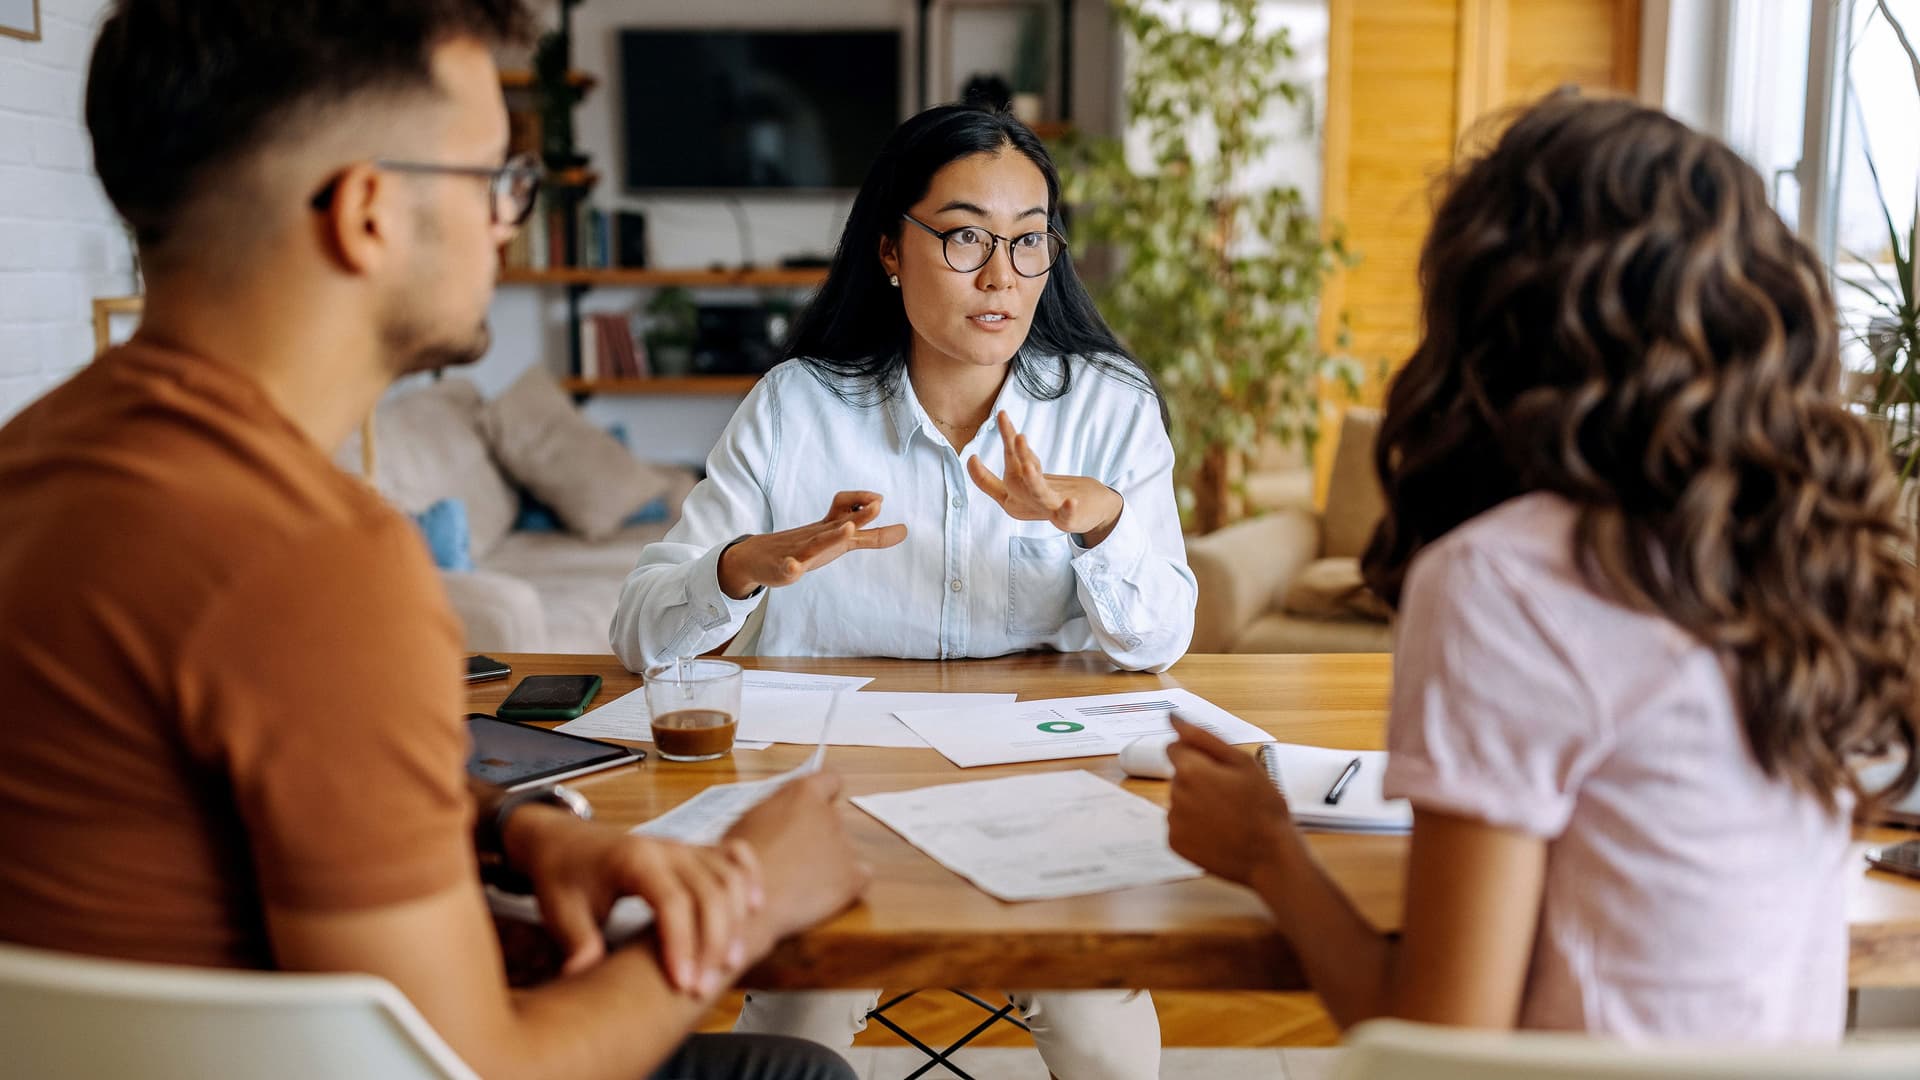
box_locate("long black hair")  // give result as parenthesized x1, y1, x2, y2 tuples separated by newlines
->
(785, 102, 1156, 408)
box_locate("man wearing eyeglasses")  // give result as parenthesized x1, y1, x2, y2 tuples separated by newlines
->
(0, 3, 864, 1079)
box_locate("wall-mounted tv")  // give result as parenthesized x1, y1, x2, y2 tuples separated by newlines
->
(620, 29, 902, 192)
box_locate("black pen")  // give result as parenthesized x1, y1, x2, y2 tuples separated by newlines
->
(1324, 757, 1362, 805)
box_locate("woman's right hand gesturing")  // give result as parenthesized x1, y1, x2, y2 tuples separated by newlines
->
(716, 490, 907, 600)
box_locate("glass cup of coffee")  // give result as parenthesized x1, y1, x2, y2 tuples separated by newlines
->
(643, 658, 742, 762)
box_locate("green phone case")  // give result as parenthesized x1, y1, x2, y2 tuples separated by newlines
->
(496, 674, 602, 721)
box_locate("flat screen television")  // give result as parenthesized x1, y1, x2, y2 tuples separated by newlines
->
(620, 29, 902, 192)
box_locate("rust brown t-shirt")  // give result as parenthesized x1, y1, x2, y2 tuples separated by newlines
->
(0, 343, 474, 969)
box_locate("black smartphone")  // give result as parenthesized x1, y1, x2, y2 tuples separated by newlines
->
(496, 674, 603, 721)
(465, 654, 512, 684)
(1866, 839, 1920, 881)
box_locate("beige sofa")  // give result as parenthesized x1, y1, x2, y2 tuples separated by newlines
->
(1186, 408, 1393, 653)
(343, 377, 692, 654)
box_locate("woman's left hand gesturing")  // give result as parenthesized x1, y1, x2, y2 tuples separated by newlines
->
(967, 411, 1124, 546)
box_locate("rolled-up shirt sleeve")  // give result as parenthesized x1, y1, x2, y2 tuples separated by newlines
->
(1067, 395, 1197, 672)
(609, 377, 780, 672)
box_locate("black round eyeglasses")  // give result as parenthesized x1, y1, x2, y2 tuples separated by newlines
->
(310, 153, 542, 229)
(901, 213, 1065, 278)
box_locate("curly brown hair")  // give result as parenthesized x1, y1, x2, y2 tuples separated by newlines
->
(1361, 91, 1920, 813)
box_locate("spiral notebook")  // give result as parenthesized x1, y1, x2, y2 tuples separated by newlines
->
(1258, 743, 1412, 834)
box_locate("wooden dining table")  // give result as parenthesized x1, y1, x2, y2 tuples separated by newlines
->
(471, 652, 1920, 992)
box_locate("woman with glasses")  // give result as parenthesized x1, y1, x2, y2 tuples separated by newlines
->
(609, 102, 1190, 1076)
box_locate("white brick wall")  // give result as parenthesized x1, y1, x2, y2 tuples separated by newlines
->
(0, 0, 134, 424)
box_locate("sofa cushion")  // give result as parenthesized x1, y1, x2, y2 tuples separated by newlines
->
(481, 367, 694, 541)
(438, 569, 548, 653)
(1235, 611, 1394, 654)
(516, 492, 670, 533)
(361, 378, 518, 557)
(1279, 557, 1391, 622)
(1185, 508, 1321, 654)
(478, 522, 675, 653)
(1321, 407, 1385, 559)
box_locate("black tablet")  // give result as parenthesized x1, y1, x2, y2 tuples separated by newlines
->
(466, 713, 643, 791)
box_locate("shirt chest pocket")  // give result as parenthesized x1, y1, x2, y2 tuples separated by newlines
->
(1007, 534, 1081, 636)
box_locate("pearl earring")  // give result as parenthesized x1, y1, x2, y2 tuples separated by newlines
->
(889, 274, 900, 287)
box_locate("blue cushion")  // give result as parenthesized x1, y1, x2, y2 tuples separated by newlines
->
(412, 498, 474, 572)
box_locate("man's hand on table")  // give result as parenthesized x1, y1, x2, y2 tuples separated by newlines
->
(724, 771, 872, 944)
(502, 805, 763, 996)
(501, 770, 868, 997)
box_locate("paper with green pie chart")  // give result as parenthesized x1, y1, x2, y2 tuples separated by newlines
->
(890, 687, 1272, 769)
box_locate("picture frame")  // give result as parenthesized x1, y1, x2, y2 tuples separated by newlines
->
(91, 296, 143, 355)
(0, 0, 40, 42)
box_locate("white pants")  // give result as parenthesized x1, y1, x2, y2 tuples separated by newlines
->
(734, 988, 1160, 1079)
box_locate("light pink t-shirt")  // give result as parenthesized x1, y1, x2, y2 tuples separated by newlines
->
(1382, 493, 1851, 1042)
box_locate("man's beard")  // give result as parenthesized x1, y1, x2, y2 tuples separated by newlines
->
(407, 320, 491, 373)
(383, 313, 491, 377)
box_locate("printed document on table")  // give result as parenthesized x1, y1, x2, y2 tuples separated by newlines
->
(629, 771, 798, 845)
(893, 688, 1271, 767)
(787, 692, 1016, 747)
(554, 669, 874, 744)
(729, 691, 1015, 747)
(851, 771, 1202, 901)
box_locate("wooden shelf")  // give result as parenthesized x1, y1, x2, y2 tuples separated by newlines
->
(562, 376, 760, 397)
(500, 69, 597, 93)
(545, 167, 599, 191)
(1029, 121, 1074, 140)
(499, 267, 829, 289)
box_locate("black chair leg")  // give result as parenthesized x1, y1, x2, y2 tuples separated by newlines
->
(863, 988, 1035, 1080)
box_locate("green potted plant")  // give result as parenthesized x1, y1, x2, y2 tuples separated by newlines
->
(1838, 0, 1919, 536)
(533, 0, 587, 171)
(1061, 0, 1353, 532)
(645, 287, 698, 377)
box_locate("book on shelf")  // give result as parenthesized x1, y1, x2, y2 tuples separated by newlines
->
(500, 108, 543, 271)
(578, 315, 598, 380)
(582, 207, 612, 270)
(545, 206, 568, 270)
(507, 205, 548, 271)
(578, 311, 649, 381)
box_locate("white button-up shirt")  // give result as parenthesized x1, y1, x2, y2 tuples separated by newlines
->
(610, 356, 1196, 672)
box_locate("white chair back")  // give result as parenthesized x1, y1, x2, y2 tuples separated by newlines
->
(0, 941, 478, 1080)
(1334, 1019, 1920, 1080)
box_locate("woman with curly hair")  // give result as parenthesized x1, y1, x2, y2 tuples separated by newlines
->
(1164, 91, 1920, 1040)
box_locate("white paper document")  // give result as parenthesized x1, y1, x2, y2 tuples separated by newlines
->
(786, 692, 1017, 747)
(632, 704, 838, 846)
(740, 670, 875, 694)
(852, 771, 1202, 901)
(558, 681, 1013, 749)
(892, 688, 1271, 768)
(630, 772, 799, 845)
(554, 669, 874, 744)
